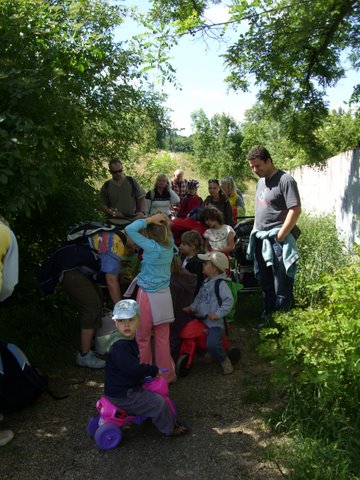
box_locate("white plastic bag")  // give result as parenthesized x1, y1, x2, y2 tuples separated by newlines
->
(95, 309, 121, 355)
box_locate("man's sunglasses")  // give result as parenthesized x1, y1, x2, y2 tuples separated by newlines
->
(110, 169, 123, 174)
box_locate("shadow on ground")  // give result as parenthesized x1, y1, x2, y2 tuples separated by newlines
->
(1, 294, 286, 480)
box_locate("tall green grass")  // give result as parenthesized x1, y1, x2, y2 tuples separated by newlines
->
(258, 216, 359, 479)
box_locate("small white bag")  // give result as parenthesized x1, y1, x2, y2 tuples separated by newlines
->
(95, 308, 121, 355)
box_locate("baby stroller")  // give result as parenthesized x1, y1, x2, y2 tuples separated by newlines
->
(231, 216, 259, 292)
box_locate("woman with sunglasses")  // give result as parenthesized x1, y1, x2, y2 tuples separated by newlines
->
(204, 179, 234, 227)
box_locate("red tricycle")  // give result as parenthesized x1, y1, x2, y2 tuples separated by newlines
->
(87, 375, 176, 450)
(175, 319, 240, 377)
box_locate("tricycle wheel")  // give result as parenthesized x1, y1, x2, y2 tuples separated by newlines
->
(176, 354, 191, 377)
(94, 423, 122, 450)
(87, 415, 100, 437)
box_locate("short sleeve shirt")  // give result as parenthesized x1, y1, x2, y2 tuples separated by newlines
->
(88, 231, 126, 276)
(255, 170, 301, 231)
(203, 225, 235, 251)
(100, 177, 145, 215)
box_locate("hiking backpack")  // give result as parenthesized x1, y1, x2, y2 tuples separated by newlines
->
(37, 222, 127, 295)
(66, 221, 126, 243)
(0, 340, 49, 413)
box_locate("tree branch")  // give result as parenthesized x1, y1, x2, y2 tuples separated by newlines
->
(304, 0, 358, 83)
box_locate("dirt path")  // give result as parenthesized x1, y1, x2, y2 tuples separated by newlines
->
(1, 323, 286, 480)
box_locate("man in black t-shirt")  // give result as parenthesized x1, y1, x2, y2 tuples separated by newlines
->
(247, 146, 301, 316)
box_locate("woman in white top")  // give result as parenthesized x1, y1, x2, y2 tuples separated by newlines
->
(145, 173, 180, 216)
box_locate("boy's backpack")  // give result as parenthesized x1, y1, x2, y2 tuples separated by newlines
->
(214, 278, 243, 323)
(0, 340, 49, 413)
(66, 221, 126, 243)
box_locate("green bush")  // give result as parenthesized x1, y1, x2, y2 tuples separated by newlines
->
(0, 292, 79, 367)
(259, 247, 360, 474)
(295, 214, 349, 306)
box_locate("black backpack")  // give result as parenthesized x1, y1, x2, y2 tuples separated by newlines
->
(36, 222, 127, 295)
(0, 340, 49, 413)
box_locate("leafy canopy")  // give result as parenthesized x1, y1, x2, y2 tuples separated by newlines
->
(144, 0, 359, 163)
(0, 0, 166, 219)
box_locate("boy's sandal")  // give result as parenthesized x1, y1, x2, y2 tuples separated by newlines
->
(165, 422, 189, 438)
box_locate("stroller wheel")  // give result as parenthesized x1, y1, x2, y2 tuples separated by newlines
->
(227, 347, 241, 365)
(176, 354, 191, 377)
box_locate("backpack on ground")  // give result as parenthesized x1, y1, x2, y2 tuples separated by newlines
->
(0, 340, 50, 413)
(214, 278, 243, 323)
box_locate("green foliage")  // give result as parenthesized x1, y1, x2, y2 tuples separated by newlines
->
(242, 103, 360, 168)
(317, 108, 360, 157)
(191, 109, 246, 185)
(259, 247, 360, 475)
(156, 128, 194, 152)
(0, 0, 165, 214)
(0, 0, 167, 281)
(265, 434, 357, 480)
(0, 292, 79, 367)
(145, 0, 359, 163)
(136, 151, 179, 191)
(224, 0, 359, 159)
(295, 214, 348, 306)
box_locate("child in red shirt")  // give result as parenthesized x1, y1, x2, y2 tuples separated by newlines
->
(177, 180, 203, 218)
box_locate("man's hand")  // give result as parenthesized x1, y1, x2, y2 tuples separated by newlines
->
(183, 306, 192, 314)
(108, 208, 123, 218)
(276, 206, 302, 242)
(208, 312, 218, 320)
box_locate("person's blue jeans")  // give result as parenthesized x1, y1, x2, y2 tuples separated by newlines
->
(206, 326, 227, 363)
(254, 237, 294, 315)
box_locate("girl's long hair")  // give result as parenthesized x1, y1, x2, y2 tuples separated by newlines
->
(220, 176, 236, 197)
(154, 173, 170, 190)
(146, 213, 173, 247)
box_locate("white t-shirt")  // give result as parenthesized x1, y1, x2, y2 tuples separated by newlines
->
(203, 224, 235, 252)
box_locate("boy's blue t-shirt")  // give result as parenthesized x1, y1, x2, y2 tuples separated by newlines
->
(105, 338, 158, 398)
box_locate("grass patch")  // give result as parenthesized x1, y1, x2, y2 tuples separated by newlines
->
(264, 433, 359, 480)
(241, 385, 273, 405)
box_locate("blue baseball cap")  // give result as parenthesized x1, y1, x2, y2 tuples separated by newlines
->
(112, 299, 140, 321)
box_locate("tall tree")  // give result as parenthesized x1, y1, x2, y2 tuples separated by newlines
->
(145, 0, 359, 164)
(241, 102, 360, 169)
(191, 109, 245, 181)
(0, 0, 165, 220)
